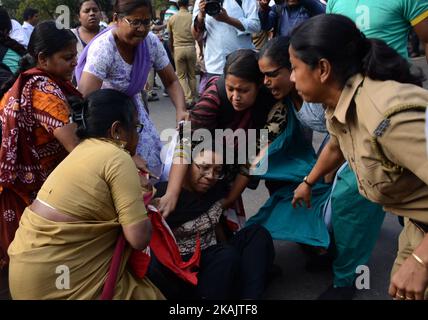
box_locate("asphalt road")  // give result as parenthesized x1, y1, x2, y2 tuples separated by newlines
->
(148, 56, 427, 300)
(1, 58, 425, 301)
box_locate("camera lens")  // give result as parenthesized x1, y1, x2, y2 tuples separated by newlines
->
(205, 0, 221, 16)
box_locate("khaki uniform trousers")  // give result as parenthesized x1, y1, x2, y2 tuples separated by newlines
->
(174, 46, 197, 104)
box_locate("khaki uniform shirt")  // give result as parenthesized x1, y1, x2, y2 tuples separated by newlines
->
(167, 8, 195, 48)
(326, 74, 428, 223)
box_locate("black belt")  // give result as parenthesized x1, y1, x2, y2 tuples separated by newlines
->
(410, 219, 428, 233)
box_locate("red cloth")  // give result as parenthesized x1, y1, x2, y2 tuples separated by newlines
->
(100, 234, 126, 300)
(146, 208, 200, 285)
(130, 190, 201, 285)
(102, 190, 201, 299)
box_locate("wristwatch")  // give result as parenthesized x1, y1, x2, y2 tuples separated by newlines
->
(303, 176, 314, 187)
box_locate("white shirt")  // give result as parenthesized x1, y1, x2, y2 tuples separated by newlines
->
(22, 21, 34, 42)
(10, 19, 29, 48)
(193, 0, 260, 74)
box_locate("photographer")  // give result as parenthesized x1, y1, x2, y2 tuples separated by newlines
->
(192, 0, 260, 78)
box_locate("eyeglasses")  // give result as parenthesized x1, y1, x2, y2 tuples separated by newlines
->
(136, 123, 144, 134)
(123, 17, 153, 29)
(194, 163, 224, 180)
(262, 66, 286, 78)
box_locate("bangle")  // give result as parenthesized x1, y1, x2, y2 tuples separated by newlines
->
(303, 176, 314, 187)
(411, 253, 427, 269)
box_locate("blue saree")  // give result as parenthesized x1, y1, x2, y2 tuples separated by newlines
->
(247, 99, 331, 248)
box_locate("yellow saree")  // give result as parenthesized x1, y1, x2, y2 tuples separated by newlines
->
(8, 139, 164, 300)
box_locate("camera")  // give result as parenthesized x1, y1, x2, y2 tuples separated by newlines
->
(205, 0, 224, 16)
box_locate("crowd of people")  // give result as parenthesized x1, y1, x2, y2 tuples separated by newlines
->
(0, 0, 427, 301)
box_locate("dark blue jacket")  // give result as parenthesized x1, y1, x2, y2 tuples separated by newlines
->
(259, 0, 325, 37)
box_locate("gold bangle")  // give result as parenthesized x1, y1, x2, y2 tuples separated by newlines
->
(411, 253, 427, 269)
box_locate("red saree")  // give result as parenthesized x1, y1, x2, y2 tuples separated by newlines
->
(0, 68, 81, 269)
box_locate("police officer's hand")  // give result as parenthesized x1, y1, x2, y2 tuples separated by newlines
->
(214, 8, 230, 23)
(198, 0, 206, 18)
(291, 182, 312, 209)
(388, 252, 428, 300)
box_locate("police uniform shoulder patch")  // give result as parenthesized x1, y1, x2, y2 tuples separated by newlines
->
(373, 118, 391, 137)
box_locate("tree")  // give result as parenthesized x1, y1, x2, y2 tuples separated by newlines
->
(1, 0, 170, 22)
(2, 0, 113, 22)
(1, 0, 20, 17)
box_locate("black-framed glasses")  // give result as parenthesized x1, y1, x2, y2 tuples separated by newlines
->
(262, 66, 286, 78)
(194, 163, 224, 180)
(136, 123, 144, 134)
(123, 17, 153, 29)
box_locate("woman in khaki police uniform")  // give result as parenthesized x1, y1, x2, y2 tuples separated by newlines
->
(290, 14, 428, 300)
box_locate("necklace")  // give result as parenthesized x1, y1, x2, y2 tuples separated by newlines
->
(97, 138, 130, 154)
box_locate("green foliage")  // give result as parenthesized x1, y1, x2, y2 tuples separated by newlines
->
(1, 0, 167, 21)
(2, 0, 113, 22)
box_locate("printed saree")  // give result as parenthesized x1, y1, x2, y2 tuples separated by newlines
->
(0, 68, 81, 269)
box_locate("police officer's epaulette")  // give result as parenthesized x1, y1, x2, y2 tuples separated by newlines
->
(371, 104, 427, 173)
(373, 119, 390, 137)
(374, 104, 427, 137)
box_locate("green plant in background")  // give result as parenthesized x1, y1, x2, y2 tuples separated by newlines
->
(1, 0, 181, 22)
(2, 0, 113, 22)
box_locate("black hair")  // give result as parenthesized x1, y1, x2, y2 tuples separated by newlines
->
(23, 8, 39, 21)
(224, 49, 263, 85)
(259, 36, 292, 70)
(69, 89, 136, 140)
(178, 0, 189, 7)
(190, 137, 225, 167)
(290, 14, 423, 86)
(0, 8, 27, 56)
(113, 0, 152, 16)
(78, 0, 102, 12)
(0, 7, 12, 34)
(0, 21, 77, 97)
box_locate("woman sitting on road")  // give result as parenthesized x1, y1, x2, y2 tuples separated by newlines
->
(149, 144, 274, 299)
(159, 49, 276, 230)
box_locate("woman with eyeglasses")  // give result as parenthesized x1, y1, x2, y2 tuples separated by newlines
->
(159, 49, 276, 225)
(249, 35, 385, 300)
(246, 35, 333, 271)
(8, 89, 164, 300)
(75, 0, 188, 179)
(148, 144, 274, 299)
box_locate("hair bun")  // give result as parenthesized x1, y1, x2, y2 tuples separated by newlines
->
(19, 53, 36, 70)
